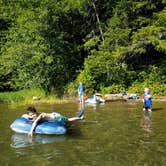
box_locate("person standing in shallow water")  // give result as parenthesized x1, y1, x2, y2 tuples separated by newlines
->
(78, 82, 85, 103)
(142, 88, 152, 112)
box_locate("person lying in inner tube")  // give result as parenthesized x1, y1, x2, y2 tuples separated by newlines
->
(22, 106, 84, 137)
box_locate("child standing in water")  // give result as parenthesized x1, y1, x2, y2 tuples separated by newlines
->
(142, 88, 152, 112)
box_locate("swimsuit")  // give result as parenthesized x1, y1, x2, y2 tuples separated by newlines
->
(52, 112, 68, 125)
(143, 93, 152, 109)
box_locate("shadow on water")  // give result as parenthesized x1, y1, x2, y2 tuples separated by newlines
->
(10, 133, 66, 148)
(152, 107, 163, 111)
(66, 125, 84, 138)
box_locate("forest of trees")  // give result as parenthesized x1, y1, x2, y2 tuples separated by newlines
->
(0, 0, 166, 97)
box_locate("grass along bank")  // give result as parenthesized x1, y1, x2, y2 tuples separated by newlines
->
(0, 88, 165, 105)
(0, 89, 72, 104)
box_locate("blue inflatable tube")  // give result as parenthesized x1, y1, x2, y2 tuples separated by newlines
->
(10, 117, 67, 135)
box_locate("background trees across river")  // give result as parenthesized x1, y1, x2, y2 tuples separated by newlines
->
(0, 0, 166, 97)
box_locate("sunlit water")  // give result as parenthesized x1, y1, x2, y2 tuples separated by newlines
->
(0, 101, 165, 166)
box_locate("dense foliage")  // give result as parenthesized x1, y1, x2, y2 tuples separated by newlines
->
(0, 0, 166, 97)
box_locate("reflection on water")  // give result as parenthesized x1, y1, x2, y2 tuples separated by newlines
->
(84, 102, 105, 111)
(141, 110, 152, 133)
(10, 133, 66, 148)
(85, 102, 97, 110)
(78, 103, 84, 111)
(0, 102, 165, 165)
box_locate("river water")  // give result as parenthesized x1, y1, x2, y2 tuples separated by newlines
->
(0, 101, 165, 166)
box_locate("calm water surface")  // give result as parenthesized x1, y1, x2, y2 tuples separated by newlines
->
(0, 101, 165, 166)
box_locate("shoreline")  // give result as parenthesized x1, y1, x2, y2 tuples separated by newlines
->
(15, 97, 166, 105)
(1, 96, 166, 105)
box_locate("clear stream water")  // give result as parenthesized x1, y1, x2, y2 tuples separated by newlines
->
(0, 101, 165, 166)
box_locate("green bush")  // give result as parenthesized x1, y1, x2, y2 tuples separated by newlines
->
(127, 81, 166, 97)
(101, 84, 126, 94)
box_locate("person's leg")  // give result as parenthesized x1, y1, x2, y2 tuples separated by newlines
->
(76, 109, 84, 118)
(148, 106, 152, 112)
(81, 93, 84, 103)
(67, 109, 84, 125)
(67, 116, 84, 126)
(68, 110, 84, 122)
(68, 116, 84, 121)
(80, 92, 84, 103)
(79, 93, 82, 103)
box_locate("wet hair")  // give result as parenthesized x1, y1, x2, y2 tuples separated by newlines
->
(27, 106, 37, 114)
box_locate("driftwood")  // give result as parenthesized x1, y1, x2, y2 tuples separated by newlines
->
(104, 93, 139, 102)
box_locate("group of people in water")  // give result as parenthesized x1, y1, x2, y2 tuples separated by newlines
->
(20, 83, 152, 138)
(78, 82, 152, 112)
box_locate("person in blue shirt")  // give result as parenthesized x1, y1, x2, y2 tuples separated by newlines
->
(142, 88, 152, 112)
(78, 82, 85, 103)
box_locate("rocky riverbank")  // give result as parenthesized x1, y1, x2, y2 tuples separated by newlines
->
(103, 94, 166, 102)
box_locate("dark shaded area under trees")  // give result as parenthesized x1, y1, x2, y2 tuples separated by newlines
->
(0, 0, 165, 96)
